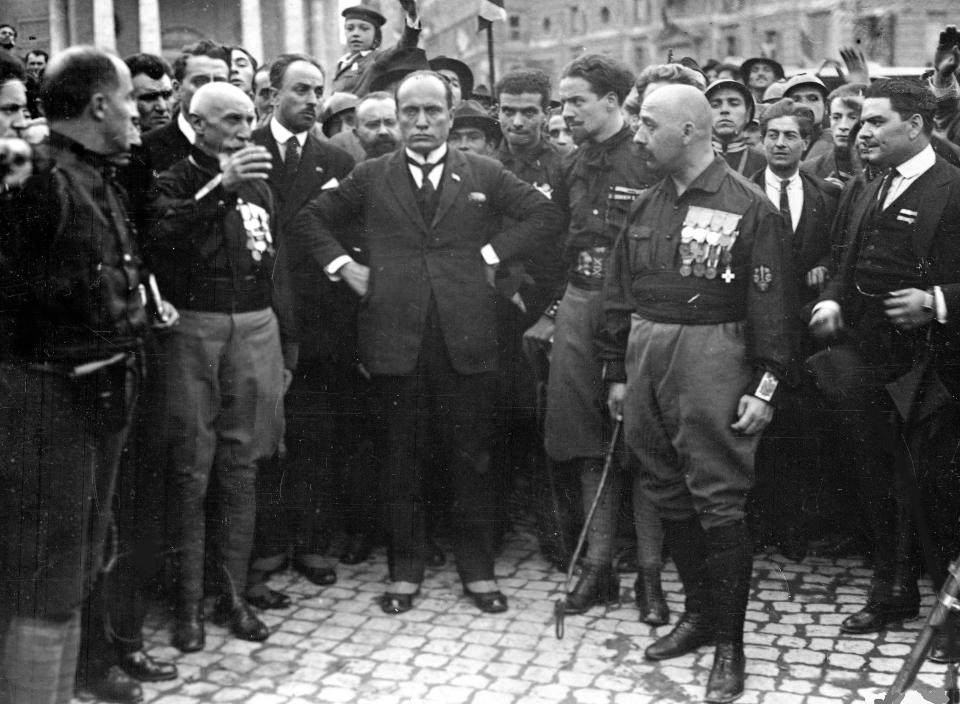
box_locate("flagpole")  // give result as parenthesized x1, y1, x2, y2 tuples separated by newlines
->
(486, 22, 496, 89)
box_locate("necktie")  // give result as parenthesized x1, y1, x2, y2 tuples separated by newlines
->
(411, 160, 438, 196)
(409, 159, 440, 222)
(779, 178, 792, 232)
(282, 136, 300, 188)
(876, 167, 896, 210)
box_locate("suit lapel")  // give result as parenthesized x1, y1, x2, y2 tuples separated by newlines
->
(908, 160, 950, 259)
(385, 150, 426, 229)
(431, 149, 465, 228)
(284, 137, 327, 220)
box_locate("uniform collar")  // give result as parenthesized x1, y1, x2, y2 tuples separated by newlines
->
(46, 131, 120, 178)
(668, 156, 729, 198)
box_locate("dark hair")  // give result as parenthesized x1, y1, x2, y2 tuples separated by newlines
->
(40, 45, 119, 121)
(269, 53, 324, 90)
(759, 98, 816, 139)
(864, 78, 935, 135)
(396, 70, 454, 108)
(0, 48, 26, 85)
(634, 63, 706, 98)
(125, 52, 172, 80)
(231, 46, 258, 73)
(0, 24, 16, 39)
(826, 82, 866, 113)
(25, 49, 48, 62)
(495, 69, 551, 109)
(172, 40, 229, 82)
(560, 54, 634, 105)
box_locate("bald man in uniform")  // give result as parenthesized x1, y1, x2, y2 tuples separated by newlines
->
(598, 85, 794, 703)
(147, 82, 296, 652)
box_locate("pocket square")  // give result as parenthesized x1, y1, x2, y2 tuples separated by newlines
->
(468, 192, 487, 204)
(321, 178, 339, 190)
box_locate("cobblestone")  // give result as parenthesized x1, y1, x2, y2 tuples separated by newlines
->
(80, 524, 953, 703)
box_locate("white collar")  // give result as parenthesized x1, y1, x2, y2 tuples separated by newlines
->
(405, 144, 448, 165)
(894, 144, 936, 179)
(764, 167, 801, 188)
(177, 111, 196, 144)
(269, 117, 308, 148)
(339, 49, 373, 63)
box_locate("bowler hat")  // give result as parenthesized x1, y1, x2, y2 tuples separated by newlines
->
(452, 100, 501, 144)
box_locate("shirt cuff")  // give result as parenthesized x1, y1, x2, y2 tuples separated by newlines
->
(934, 285, 948, 324)
(481, 244, 500, 266)
(325, 255, 354, 281)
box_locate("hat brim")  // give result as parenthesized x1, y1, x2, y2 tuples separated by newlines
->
(741, 57, 785, 81)
(429, 58, 474, 100)
(452, 117, 501, 143)
(342, 6, 386, 27)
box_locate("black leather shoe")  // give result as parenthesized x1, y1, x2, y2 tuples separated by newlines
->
(777, 532, 808, 562)
(564, 564, 619, 615)
(213, 596, 270, 641)
(930, 630, 960, 664)
(173, 602, 204, 653)
(245, 587, 292, 610)
(78, 665, 143, 703)
(839, 602, 919, 634)
(118, 650, 178, 682)
(635, 568, 670, 627)
(705, 641, 745, 703)
(379, 589, 419, 615)
(464, 588, 508, 614)
(340, 533, 374, 565)
(644, 613, 713, 661)
(294, 561, 337, 586)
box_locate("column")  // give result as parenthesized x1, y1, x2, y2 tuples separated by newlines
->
(92, 0, 116, 50)
(241, 0, 264, 65)
(138, 0, 162, 54)
(283, 0, 306, 53)
(48, 0, 69, 53)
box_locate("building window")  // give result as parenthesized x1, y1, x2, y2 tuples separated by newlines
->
(600, 7, 611, 24)
(543, 17, 552, 32)
(634, 0, 650, 23)
(509, 14, 521, 41)
(723, 34, 739, 57)
(570, 6, 587, 35)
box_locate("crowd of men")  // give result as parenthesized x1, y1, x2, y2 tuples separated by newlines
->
(1, 4, 960, 703)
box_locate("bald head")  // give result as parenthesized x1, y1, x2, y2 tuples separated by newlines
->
(643, 84, 713, 137)
(189, 81, 256, 155)
(634, 84, 715, 178)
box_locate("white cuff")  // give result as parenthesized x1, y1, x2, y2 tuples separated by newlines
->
(480, 244, 500, 266)
(812, 300, 840, 317)
(406, 15, 421, 28)
(934, 285, 949, 324)
(325, 255, 354, 281)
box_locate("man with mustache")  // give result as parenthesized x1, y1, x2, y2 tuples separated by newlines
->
(598, 84, 792, 703)
(809, 78, 960, 663)
(247, 53, 355, 607)
(354, 91, 401, 158)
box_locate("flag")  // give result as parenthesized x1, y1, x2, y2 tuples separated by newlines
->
(478, 0, 507, 32)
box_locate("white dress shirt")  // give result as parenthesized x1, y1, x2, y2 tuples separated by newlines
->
(177, 111, 196, 145)
(763, 168, 803, 233)
(269, 117, 308, 157)
(882, 143, 936, 210)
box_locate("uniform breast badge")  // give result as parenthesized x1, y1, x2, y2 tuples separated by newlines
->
(237, 199, 274, 262)
(680, 206, 741, 280)
(752, 265, 772, 292)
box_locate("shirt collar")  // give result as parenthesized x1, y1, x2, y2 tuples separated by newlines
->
(339, 49, 373, 63)
(405, 143, 448, 165)
(270, 117, 309, 148)
(895, 144, 936, 179)
(678, 157, 729, 196)
(764, 167, 801, 188)
(177, 111, 196, 144)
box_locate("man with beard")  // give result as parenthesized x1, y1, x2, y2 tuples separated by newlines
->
(809, 79, 960, 663)
(354, 91, 400, 157)
(247, 53, 355, 608)
(524, 54, 656, 613)
(599, 84, 792, 703)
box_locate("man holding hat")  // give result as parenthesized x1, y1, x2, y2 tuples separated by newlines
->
(740, 56, 784, 104)
(334, 0, 421, 95)
(706, 78, 766, 176)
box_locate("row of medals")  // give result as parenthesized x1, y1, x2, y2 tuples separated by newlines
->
(237, 200, 275, 263)
(679, 206, 742, 280)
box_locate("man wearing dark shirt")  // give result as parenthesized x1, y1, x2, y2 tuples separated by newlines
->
(524, 54, 656, 614)
(599, 85, 793, 703)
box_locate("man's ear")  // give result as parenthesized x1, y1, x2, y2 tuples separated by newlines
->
(89, 92, 107, 122)
(187, 112, 204, 135)
(172, 79, 183, 102)
(908, 112, 924, 139)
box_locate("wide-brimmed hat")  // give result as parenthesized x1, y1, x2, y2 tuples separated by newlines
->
(740, 56, 785, 82)
(342, 3, 386, 27)
(429, 56, 474, 101)
(705, 78, 756, 123)
(451, 100, 502, 144)
(368, 47, 431, 93)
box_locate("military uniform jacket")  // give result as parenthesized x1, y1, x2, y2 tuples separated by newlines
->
(598, 157, 795, 392)
(289, 147, 563, 376)
(552, 125, 657, 291)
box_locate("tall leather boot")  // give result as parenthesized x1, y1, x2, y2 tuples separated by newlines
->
(635, 567, 669, 626)
(645, 516, 712, 660)
(703, 522, 753, 704)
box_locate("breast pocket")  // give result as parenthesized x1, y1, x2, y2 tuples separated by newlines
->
(626, 224, 655, 271)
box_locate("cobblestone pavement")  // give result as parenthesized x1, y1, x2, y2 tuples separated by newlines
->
(90, 522, 953, 704)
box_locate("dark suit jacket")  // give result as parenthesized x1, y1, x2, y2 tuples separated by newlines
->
(122, 118, 193, 232)
(289, 148, 563, 376)
(821, 155, 960, 390)
(751, 169, 839, 303)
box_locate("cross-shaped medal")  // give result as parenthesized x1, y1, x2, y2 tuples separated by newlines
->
(721, 267, 736, 283)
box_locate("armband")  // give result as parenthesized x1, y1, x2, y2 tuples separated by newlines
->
(754, 372, 779, 403)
